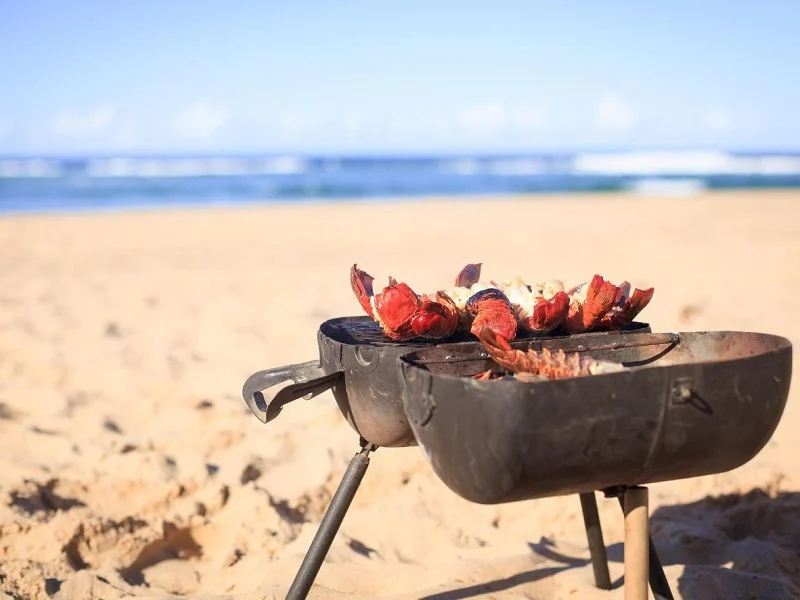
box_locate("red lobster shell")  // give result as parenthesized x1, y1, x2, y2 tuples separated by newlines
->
(350, 263, 517, 341)
(476, 326, 626, 381)
(350, 264, 654, 341)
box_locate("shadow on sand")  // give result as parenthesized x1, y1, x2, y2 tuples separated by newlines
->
(417, 488, 800, 600)
(417, 537, 611, 600)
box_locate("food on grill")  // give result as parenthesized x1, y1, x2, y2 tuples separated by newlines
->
(564, 276, 655, 334)
(453, 269, 570, 335)
(350, 263, 517, 341)
(475, 327, 627, 381)
(350, 263, 654, 342)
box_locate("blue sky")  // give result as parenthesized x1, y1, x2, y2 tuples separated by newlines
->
(1, 0, 798, 155)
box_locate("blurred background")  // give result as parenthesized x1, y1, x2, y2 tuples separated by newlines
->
(1, 0, 799, 213)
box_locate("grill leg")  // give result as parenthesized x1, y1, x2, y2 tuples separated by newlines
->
(286, 439, 377, 600)
(622, 486, 649, 600)
(579, 492, 612, 590)
(612, 488, 675, 600)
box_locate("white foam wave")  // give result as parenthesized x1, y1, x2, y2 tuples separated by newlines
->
(438, 157, 547, 176)
(572, 151, 800, 176)
(438, 158, 482, 175)
(85, 156, 307, 178)
(627, 178, 707, 197)
(486, 158, 546, 175)
(0, 159, 63, 178)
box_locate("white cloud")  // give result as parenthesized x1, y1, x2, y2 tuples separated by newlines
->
(173, 101, 229, 139)
(594, 94, 636, 132)
(706, 109, 733, 132)
(456, 101, 547, 135)
(52, 106, 116, 136)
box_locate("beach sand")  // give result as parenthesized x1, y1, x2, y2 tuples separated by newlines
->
(1, 189, 799, 600)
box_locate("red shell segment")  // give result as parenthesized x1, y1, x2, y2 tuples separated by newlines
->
(455, 263, 482, 288)
(350, 264, 461, 340)
(563, 275, 618, 334)
(477, 327, 617, 380)
(350, 264, 654, 341)
(350, 264, 375, 318)
(465, 287, 518, 341)
(522, 290, 570, 333)
(410, 292, 461, 339)
(598, 286, 655, 330)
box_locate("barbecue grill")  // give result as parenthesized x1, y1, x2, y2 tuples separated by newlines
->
(241, 317, 792, 600)
(243, 316, 652, 447)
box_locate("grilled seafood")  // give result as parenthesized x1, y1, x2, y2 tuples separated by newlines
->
(350, 264, 517, 341)
(442, 265, 569, 335)
(489, 276, 570, 334)
(350, 263, 654, 341)
(564, 276, 655, 334)
(476, 326, 626, 381)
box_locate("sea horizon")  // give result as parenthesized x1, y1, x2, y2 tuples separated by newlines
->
(3, 148, 800, 215)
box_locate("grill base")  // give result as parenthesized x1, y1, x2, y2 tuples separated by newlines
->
(283, 436, 674, 599)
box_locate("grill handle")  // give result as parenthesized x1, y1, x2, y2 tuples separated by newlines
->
(241, 361, 343, 424)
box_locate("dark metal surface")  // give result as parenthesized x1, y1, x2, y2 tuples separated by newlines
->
(316, 318, 436, 447)
(242, 361, 342, 424)
(398, 331, 792, 503)
(286, 441, 377, 600)
(579, 492, 612, 590)
(242, 316, 653, 448)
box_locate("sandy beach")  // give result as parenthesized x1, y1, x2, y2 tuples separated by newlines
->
(1, 189, 799, 600)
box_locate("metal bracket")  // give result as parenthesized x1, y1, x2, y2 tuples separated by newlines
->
(669, 376, 713, 415)
(670, 377, 694, 405)
(359, 436, 379, 454)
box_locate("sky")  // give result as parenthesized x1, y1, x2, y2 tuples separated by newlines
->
(0, 0, 798, 155)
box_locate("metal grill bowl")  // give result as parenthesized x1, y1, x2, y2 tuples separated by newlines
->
(397, 331, 792, 504)
(242, 316, 652, 447)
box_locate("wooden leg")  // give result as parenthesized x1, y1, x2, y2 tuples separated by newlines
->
(624, 486, 649, 600)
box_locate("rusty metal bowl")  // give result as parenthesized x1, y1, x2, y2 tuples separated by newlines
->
(397, 331, 793, 503)
(241, 316, 652, 447)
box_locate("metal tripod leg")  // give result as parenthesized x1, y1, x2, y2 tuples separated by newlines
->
(609, 488, 675, 600)
(579, 492, 612, 590)
(286, 439, 377, 600)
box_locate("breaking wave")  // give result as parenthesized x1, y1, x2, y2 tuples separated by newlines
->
(1, 150, 799, 214)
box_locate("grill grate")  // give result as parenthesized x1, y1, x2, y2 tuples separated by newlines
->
(320, 316, 649, 347)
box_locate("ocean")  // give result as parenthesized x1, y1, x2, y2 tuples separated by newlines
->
(2, 150, 800, 214)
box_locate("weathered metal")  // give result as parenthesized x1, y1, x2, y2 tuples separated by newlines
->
(241, 316, 652, 447)
(397, 331, 792, 503)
